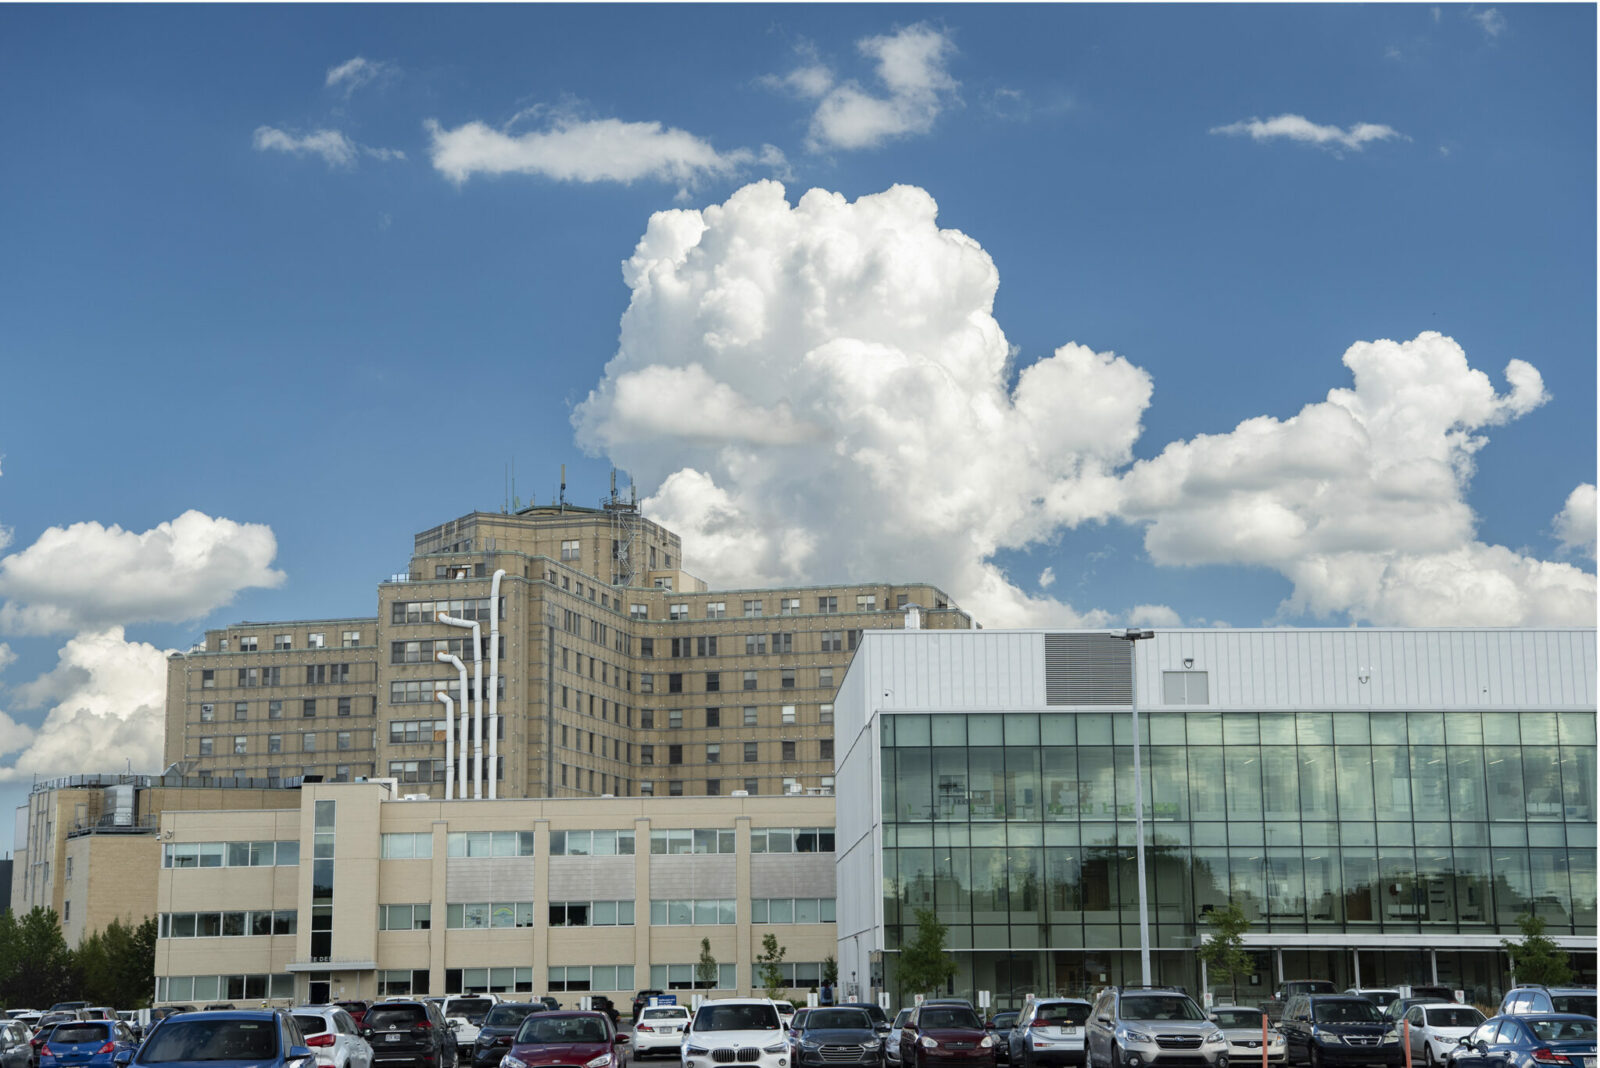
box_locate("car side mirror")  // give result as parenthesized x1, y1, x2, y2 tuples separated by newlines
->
(288, 1045, 314, 1068)
(113, 1053, 133, 1067)
(615, 1036, 629, 1045)
(1097, 1016, 1110, 1025)
(360, 1029, 373, 1040)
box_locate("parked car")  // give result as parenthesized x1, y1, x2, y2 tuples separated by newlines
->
(1406, 991, 1456, 1006)
(39, 1018, 138, 1068)
(1382, 1001, 1449, 1030)
(886, 1011, 913, 1066)
(440, 998, 501, 1045)
(835, 1005, 893, 1037)
(360, 999, 459, 1068)
(43, 1010, 85, 1018)
(789, 1009, 813, 1048)
(292, 1007, 374, 1068)
(470, 1004, 545, 1068)
(1497, 989, 1597, 1019)
(79, 1012, 115, 1024)
(900, 1002, 996, 1068)
(503, 1011, 627, 1068)
(989, 1014, 1019, 1067)
(1277, 986, 1339, 1003)
(1087, 987, 1227, 1068)
(1395, 1005, 1483, 1068)
(631, 1004, 691, 1060)
(1344, 994, 1402, 1012)
(335, 1003, 373, 1029)
(1010, 998, 1092, 1068)
(791, 1007, 880, 1068)
(1208, 1006, 1286, 1065)
(631, 993, 666, 1022)
(1279, 995, 1400, 1068)
(534, 999, 560, 1013)
(774, 1004, 798, 1030)
(590, 999, 621, 1030)
(1446, 1015, 1595, 1068)
(681, 999, 789, 1068)
(116, 1011, 313, 1068)
(1, 1021, 34, 1068)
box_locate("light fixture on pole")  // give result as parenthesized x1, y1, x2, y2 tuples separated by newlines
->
(1116, 628, 1156, 985)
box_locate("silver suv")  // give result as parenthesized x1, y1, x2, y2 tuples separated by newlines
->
(1498, 987, 1597, 1018)
(1086, 988, 1228, 1068)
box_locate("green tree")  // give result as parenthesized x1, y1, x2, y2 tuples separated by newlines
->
(823, 957, 839, 986)
(0, 908, 74, 1008)
(755, 933, 788, 1000)
(76, 918, 157, 1008)
(1502, 912, 1573, 987)
(1197, 902, 1253, 1005)
(697, 938, 719, 991)
(896, 908, 957, 998)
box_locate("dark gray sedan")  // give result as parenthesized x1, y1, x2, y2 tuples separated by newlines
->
(794, 1009, 883, 1068)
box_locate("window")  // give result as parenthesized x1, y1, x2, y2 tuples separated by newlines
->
(650, 899, 736, 925)
(388, 759, 446, 783)
(820, 739, 833, 760)
(668, 780, 684, 796)
(744, 778, 758, 795)
(274, 634, 292, 650)
(234, 702, 249, 720)
(163, 841, 298, 868)
(308, 632, 325, 649)
(303, 733, 316, 752)
(262, 666, 281, 686)
(268, 700, 282, 719)
(749, 827, 835, 853)
(771, 632, 794, 654)
(641, 745, 655, 765)
(378, 904, 432, 930)
(561, 540, 580, 561)
(640, 782, 654, 796)
(630, 603, 648, 620)
(199, 738, 214, 756)
(820, 631, 843, 653)
(706, 778, 720, 796)
(668, 744, 683, 765)
(779, 705, 796, 725)
(818, 667, 834, 689)
(819, 703, 834, 724)
(818, 596, 837, 614)
(306, 664, 327, 685)
(201, 670, 215, 689)
(706, 707, 720, 728)
(668, 673, 683, 693)
(268, 735, 282, 754)
(548, 965, 634, 993)
(847, 629, 862, 650)
(751, 898, 836, 924)
(743, 706, 758, 726)
(640, 710, 654, 729)
(705, 602, 726, 619)
(336, 731, 352, 751)
(648, 828, 736, 854)
(743, 670, 758, 690)
(303, 699, 316, 718)
(640, 673, 654, 693)
(446, 831, 535, 857)
(338, 697, 352, 717)
(1162, 671, 1210, 704)
(856, 594, 877, 611)
(743, 599, 763, 617)
(446, 902, 536, 929)
(640, 638, 654, 658)
(669, 603, 688, 621)
(342, 630, 361, 647)
(706, 744, 720, 764)
(238, 636, 258, 652)
(706, 672, 720, 692)
(744, 742, 759, 762)
(233, 736, 247, 755)
(781, 668, 795, 689)
(381, 833, 434, 859)
(200, 703, 214, 722)
(549, 829, 636, 855)
(781, 741, 797, 761)
(697, 635, 718, 656)
(238, 667, 259, 687)
(667, 709, 683, 729)
(549, 900, 635, 927)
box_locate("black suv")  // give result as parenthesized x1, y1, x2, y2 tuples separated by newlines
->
(362, 1000, 459, 1068)
(632, 992, 666, 1021)
(471, 1003, 544, 1068)
(1278, 996, 1398, 1068)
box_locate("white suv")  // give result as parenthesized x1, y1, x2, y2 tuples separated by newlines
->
(683, 999, 791, 1068)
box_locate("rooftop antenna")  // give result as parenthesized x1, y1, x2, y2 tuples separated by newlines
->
(559, 464, 567, 512)
(503, 463, 509, 514)
(512, 457, 520, 511)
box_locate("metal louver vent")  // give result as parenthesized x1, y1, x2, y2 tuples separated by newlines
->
(1044, 633, 1132, 705)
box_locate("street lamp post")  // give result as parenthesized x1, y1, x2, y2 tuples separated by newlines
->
(1117, 628, 1156, 985)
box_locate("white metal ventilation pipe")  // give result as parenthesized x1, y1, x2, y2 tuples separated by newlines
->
(436, 652, 470, 797)
(437, 613, 483, 797)
(435, 691, 455, 800)
(488, 569, 505, 800)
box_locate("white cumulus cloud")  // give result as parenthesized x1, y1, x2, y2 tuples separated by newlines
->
(574, 181, 1147, 628)
(0, 509, 285, 635)
(1211, 113, 1404, 152)
(253, 126, 405, 168)
(0, 628, 166, 781)
(769, 24, 959, 151)
(426, 111, 784, 188)
(325, 56, 396, 95)
(1554, 484, 1596, 560)
(573, 182, 1594, 630)
(1470, 7, 1507, 37)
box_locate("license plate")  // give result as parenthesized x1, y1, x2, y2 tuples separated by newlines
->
(386, 1034, 404, 1042)
(1061, 1027, 1076, 1035)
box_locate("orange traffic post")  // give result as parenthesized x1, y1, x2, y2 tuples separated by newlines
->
(1261, 1015, 1269, 1068)
(1403, 1020, 1412, 1068)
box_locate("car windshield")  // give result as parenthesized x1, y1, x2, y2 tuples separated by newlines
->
(292, 1017, 330, 1037)
(641, 1009, 686, 1021)
(1213, 1011, 1265, 1030)
(1528, 1020, 1596, 1043)
(1423, 1009, 1482, 1029)
(894, 1012, 911, 1027)
(993, 1015, 1018, 1029)
(921, 1009, 982, 1030)
(1120, 997, 1203, 1022)
(141, 1020, 278, 1063)
(1364, 993, 1400, 1008)
(366, 1007, 427, 1030)
(449, 1000, 495, 1024)
(517, 1017, 609, 1044)
(1550, 997, 1597, 1017)
(484, 1007, 538, 1029)
(807, 1011, 872, 1031)
(1037, 1005, 1090, 1027)
(1313, 1002, 1382, 1024)
(694, 1005, 780, 1032)
(51, 1025, 111, 1044)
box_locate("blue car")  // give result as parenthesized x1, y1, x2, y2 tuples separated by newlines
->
(115, 1012, 314, 1068)
(1447, 1015, 1595, 1068)
(40, 1022, 137, 1068)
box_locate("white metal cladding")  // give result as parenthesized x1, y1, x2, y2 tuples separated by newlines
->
(1044, 633, 1132, 705)
(647, 854, 736, 897)
(853, 630, 1046, 711)
(547, 855, 635, 899)
(751, 854, 836, 898)
(445, 857, 536, 901)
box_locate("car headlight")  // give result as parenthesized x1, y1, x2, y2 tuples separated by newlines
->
(686, 1046, 709, 1056)
(501, 1057, 527, 1068)
(586, 1055, 613, 1068)
(801, 1042, 822, 1051)
(921, 1037, 939, 1049)
(766, 1044, 791, 1055)
(979, 1037, 994, 1049)
(1122, 1031, 1153, 1046)
(1379, 1034, 1399, 1045)
(1204, 1032, 1227, 1046)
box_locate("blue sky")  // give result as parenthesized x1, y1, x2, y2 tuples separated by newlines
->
(0, 4, 1593, 834)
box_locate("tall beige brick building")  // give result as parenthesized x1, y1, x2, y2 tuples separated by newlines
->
(164, 495, 969, 800)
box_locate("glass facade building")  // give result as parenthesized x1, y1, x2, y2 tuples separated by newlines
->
(834, 628, 1597, 1011)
